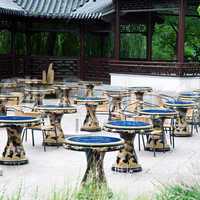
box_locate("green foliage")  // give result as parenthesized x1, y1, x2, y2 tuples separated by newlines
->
(155, 184, 200, 200)
(0, 31, 11, 54)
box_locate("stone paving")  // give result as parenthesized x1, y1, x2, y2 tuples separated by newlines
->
(0, 98, 199, 199)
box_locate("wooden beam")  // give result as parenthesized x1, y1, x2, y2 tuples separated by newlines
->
(177, 0, 186, 64)
(79, 24, 85, 80)
(10, 22, 16, 76)
(146, 12, 153, 61)
(114, 0, 120, 60)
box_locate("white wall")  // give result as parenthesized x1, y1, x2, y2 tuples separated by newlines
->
(110, 73, 200, 93)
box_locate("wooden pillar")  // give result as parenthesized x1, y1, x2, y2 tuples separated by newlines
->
(25, 31, 31, 77)
(114, 0, 120, 60)
(80, 24, 85, 80)
(146, 12, 152, 61)
(177, 0, 186, 64)
(10, 24, 16, 76)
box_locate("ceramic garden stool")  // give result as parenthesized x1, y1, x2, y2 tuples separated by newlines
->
(64, 135, 124, 186)
(103, 120, 152, 173)
(165, 100, 196, 137)
(128, 87, 152, 109)
(0, 93, 22, 114)
(36, 105, 77, 146)
(74, 97, 107, 132)
(0, 116, 40, 165)
(79, 81, 102, 97)
(54, 84, 78, 106)
(24, 87, 54, 106)
(139, 108, 177, 152)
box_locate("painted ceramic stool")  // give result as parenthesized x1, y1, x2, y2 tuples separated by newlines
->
(64, 135, 124, 186)
(24, 87, 54, 106)
(165, 100, 196, 137)
(105, 89, 129, 120)
(0, 93, 22, 114)
(0, 116, 40, 165)
(128, 87, 152, 109)
(36, 105, 77, 145)
(79, 81, 102, 97)
(74, 97, 107, 132)
(54, 84, 78, 106)
(103, 120, 152, 173)
(139, 108, 177, 152)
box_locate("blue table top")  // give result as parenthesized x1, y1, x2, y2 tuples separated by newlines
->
(180, 92, 200, 97)
(166, 100, 194, 105)
(108, 120, 150, 127)
(67, 136, 121, 144)
(140, 108, 176, 114)
(0, 116, 34, 121)
(38, 105, 74, 108)
(65, 135, 124, 147)
(76, 97, 103, 101)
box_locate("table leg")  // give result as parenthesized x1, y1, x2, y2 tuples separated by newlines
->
(145, 118, 170, 152)
(174, 108, 190, 137)
(0, 126, 28, 165)
(59, 88, 71, 106)
(82, 149, 106, 185)
(44, 112, 65, 146)
(34, 94, 44, 106)
(0, 101, 6, 115)
(85, 84, 94, 97)
(112, 133, 142, 173)
(134, 91, 144, 109)
(81, 104, 101, 132)
(109, 97, 122, 120)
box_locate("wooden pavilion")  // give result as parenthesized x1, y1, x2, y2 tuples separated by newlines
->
(0, 0, 199, 83)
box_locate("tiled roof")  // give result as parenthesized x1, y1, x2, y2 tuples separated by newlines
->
(0, 0, 113, 19)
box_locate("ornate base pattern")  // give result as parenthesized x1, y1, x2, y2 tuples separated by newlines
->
(0, 126, 28, 165)
(113, 133, 142, 173)
(81, 104, 101, 132)
(44, 112, 65, 145)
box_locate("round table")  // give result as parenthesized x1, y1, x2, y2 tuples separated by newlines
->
(24, 87, 55, 106)
(0, 93, 22, 114)
(36, 105, 77, 145)
(165, 100, 196, 137)
(64, 135, 124, 186)
(74, 97, 107, 132)
(79, 81, 102, 97)
(0, 116, 40, 165)
(103, 120, 152, 173)
(139, 108, 177, 152)
(128, 87, 152, 102)
(54, 84, 78, 106)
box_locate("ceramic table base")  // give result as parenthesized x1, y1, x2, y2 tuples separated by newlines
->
(86, 84, 94, 97)
(0, 126, 28, 165)
(59, 88, 71, 106)
(145, 119, 170, 152)
(45, 112, 65, 146)
(174, 108, 190, 137)
(82, 149, 106, 184)
(0, 101, 6, 115)
(110, 96, 123, 120)
(34, 94, 45, 106)
(81, 104, 101, 132)
(112, 133, 142, 173)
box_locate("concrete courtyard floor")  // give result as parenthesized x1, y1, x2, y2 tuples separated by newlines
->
(0, 99, 200, 199)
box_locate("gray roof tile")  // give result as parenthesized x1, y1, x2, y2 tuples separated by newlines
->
(0, 0, 113, 19)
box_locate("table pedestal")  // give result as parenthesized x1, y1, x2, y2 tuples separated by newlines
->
(82, 149, 106, 185)
(81, 104, 101, 132)
(174, 108, 190, 137)
(59, 88, 71, 106)
(0, 126, 28, 165)
(34, 94, 45, 106)
(45, 112, 65, 145)
(86, 84, 94, 97)
(0, 101, 6, 115)
(145, 118, 170, 152)
(112, 133, 141, 173)
(110, 96, 123, 120)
